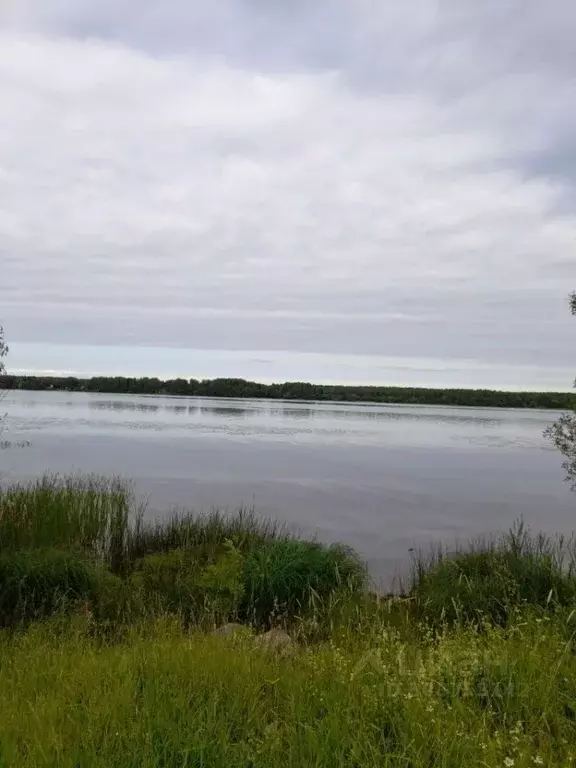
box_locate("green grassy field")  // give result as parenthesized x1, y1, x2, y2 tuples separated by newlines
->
(1, 476, 576, 766)
(1, 612, 576, 767)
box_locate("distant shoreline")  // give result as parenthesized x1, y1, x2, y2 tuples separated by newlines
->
(2, 374, 574, 410)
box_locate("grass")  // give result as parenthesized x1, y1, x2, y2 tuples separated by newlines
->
(0, 476, 366, 629)
(410, 522, 576, 627)
(127, 506, 287, 565)
(0, 548, 103, 627)
(242, 539, 366, 625)
(3, 476, 576, 765)
(0, 475, 131, 571)
(0, 613, 576, 766)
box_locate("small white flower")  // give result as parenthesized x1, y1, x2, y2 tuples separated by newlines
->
(532, 758, 544, 766)
(504, 759, 515, 767)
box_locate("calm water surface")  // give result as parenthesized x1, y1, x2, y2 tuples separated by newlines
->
(1, 390, 573, 584)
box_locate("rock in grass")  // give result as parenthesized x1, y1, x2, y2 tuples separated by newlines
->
(254, 628, 294, 653)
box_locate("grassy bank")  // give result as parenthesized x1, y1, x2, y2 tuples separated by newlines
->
(2, 476, 576, 766)
(0, 476, 366, 629)
(2, 613, 576, 767)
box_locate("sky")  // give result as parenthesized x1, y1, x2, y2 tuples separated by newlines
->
(1, 0, 575, 389)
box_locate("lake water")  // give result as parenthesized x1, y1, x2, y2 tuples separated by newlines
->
(1, 390, 574, 585)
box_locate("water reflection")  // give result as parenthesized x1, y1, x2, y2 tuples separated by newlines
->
(273, 408, 314, 419)
(90, 400, 160, 413)
(7, 393, 556, 443)
(269, 405, 505, 428)
(87, 399, 260, 418)
(200, 406, 253, 417)
(81, 397, 506, 427)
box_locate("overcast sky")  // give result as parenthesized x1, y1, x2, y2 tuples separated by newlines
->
(1, 0, 575, 388)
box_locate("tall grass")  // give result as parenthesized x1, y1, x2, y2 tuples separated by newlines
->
(1, 612, 576, 767)
(0, 475, 131, 570)
(410, 521, 576, 626)
(242, 539, 366, 625)
(128, 506, 287, 565)
(0, 548, 124, 627)
(0, 476, 286, 572)
(0, 476, 366, 628)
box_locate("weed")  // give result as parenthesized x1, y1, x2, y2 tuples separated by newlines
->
(411, 521, 576, 627)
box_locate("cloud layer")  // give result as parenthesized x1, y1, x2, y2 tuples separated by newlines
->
(1, 1, 575, 382)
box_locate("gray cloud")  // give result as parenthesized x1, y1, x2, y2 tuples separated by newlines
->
(1, 1, 575, 383)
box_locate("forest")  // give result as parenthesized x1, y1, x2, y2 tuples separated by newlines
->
(1, 374, 574, 409)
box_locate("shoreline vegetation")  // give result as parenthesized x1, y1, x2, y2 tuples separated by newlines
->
(2, 476, 576, 764)
(2, 373, 576, 409)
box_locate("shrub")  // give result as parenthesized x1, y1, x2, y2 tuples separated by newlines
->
(130, 538, 366, 627)
(196, 540, 245, 617)
(241, 539, 367, 625)
(130, 542, 245, 623)
(130, 549, 202, 619)
(412, 525, 576, 627)
(90, 568, 132, 624)
(0, 549, 115, 626)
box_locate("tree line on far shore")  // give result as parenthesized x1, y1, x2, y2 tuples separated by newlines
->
(1, 373, 574, 410)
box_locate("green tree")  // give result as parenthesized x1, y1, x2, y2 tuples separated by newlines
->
(545, 292, 576, 488)
(0, 325, 8, 435)
(0, 326, 7, 374)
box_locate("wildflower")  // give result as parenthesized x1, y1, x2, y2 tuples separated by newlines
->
(504, 759, 515, 767)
